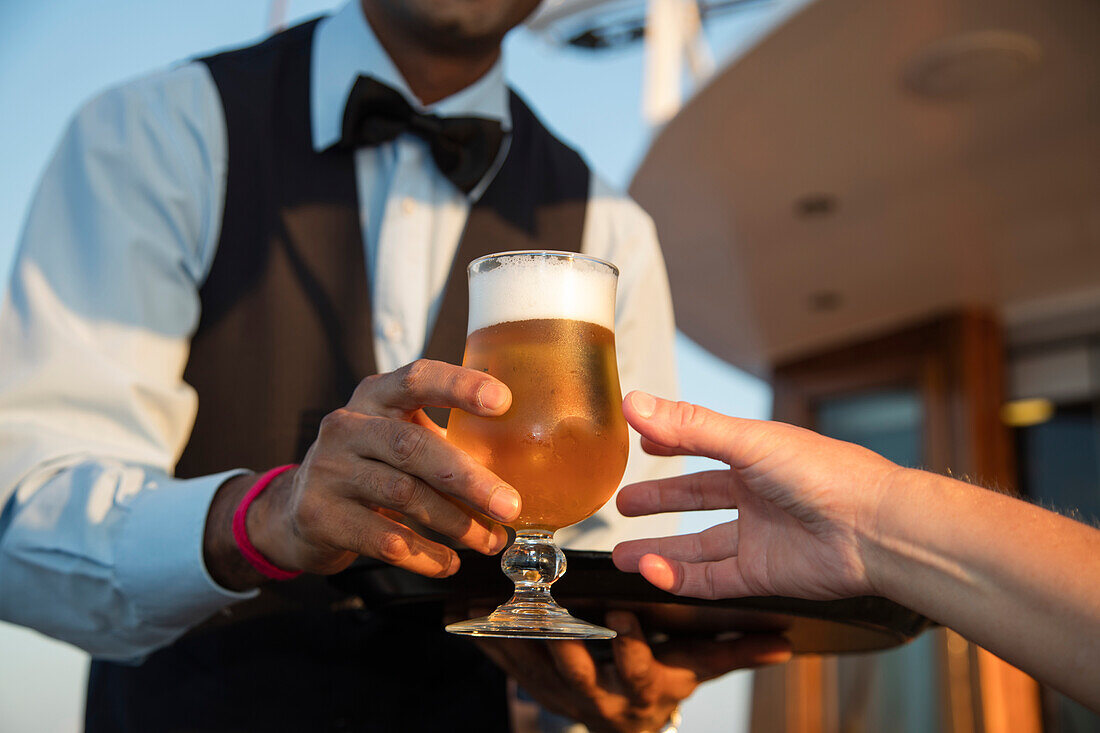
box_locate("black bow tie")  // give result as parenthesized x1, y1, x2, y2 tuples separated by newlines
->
(339, 76, 505, 194)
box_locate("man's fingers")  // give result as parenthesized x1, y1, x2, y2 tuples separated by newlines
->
(606, 612, 659, 704)
(349, 359, 512, 418)
(474, 639, 589, 721)
(546, 639, 600, 697)
(321, 409, 521, 523)
(635, 554, 753, 600)
(329, 503, 460, 577)
(613, 523, 739, 572)
(616, 470, 737, 516)
(623, 391, 785, 469)
(656, 634, 793, 682)
(347, 459, 508, 554)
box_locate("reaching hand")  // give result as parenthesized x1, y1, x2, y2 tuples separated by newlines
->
(473, 611, 790, 733)
(610, 393, 1100, 713)
(612, 391, 901, 601)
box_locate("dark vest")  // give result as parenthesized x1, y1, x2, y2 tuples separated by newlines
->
(85, 19, 590, 733)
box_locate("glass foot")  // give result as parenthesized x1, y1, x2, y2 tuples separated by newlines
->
(446, 605, 616, 640)
(445, 529, 616, 640)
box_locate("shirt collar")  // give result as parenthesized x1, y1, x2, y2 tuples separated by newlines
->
(311, 1, 512, 153)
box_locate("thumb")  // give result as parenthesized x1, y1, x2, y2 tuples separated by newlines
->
(622, 391, 766, 469)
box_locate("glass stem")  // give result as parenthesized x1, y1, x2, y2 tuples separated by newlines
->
(500, 530, 566, 611)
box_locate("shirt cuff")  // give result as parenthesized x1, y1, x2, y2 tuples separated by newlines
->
(114, 469, 259, 633)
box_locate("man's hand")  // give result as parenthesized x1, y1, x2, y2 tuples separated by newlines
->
(204, 359, 522, 590)
(612, 391, 900, 602)
(475, 611, 790, 733)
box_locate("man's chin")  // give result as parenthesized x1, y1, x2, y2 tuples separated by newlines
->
(367, 0, 541, 51)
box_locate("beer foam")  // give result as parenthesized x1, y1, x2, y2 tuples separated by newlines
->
(468, 253, 617, 333)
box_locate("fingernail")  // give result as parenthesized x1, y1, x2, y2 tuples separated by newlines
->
(631, 391, 657, 418)
(478, 382, 509, 411)
(489, 485, 521, 521)
(487, 528, 509, 554)
(639, 554, 674, 589)
(439, 551, 460, 577)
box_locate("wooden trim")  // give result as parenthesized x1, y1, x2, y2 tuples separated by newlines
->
(750, 656, 838, 733)
(749, 664, 789, 732)
(942, 629, 977, 733)
(974, 648, 1043, 733)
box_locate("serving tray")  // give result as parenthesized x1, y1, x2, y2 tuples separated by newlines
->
(330, 549, 930, 654)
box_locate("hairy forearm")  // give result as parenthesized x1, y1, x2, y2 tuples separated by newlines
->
(864, 469, 1100, 710)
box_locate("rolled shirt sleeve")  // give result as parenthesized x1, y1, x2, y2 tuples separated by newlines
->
(0, 62, 256, 661)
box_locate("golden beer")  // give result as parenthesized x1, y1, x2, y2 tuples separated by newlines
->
(447, 317, 628, 531)
(445, 250, 625, 640)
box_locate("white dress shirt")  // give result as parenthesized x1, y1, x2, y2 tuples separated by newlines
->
(0, 0, 679, 661)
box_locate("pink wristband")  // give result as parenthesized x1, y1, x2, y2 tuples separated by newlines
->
(232, 464, 302, 581)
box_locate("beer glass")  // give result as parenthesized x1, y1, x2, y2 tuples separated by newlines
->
(445, 251, 628, 639)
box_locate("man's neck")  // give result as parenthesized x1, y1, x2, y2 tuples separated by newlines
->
(360, 2, 502, 106)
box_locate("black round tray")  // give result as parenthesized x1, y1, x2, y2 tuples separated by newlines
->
(330, 550, 929, 654)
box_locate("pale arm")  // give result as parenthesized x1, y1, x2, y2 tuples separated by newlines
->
(868, 468, 1100, 710)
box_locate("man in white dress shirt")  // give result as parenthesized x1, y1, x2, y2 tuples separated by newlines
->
(0, 1, 787, 730)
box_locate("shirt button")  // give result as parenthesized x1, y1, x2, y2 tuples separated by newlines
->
(401, 197, 415, 215)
